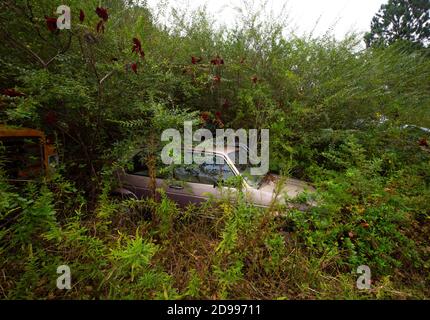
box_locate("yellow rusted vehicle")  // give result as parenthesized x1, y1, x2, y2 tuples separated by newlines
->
(0, 125, 58, 181)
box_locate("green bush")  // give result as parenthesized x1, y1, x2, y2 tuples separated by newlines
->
(0, 0, 429, 300)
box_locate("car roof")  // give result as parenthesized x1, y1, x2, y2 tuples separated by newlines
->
(188, 133, 248, 156)
(0, 125, 45, 139)
(188, 144, 238, 156)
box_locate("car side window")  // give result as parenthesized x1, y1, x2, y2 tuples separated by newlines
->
(198, 155, 235, 185)
(173, 155, 236, 185)
(174, 164, 200, 183)
(127, 153, 149, 176)
(127, 152, 170, 179)
(1, 137, 43, 179)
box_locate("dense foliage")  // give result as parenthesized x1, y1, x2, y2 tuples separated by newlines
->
(0, 0, 429, 299)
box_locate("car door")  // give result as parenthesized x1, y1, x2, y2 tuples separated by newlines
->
(166, 153, 237, 206)
(121, 152, 171, 200)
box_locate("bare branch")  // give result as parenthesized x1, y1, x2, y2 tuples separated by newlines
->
(100, 70, 115, 85)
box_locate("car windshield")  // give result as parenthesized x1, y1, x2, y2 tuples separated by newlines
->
(227, 149, 264, 188)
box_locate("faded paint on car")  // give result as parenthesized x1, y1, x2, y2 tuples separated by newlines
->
(116, 145, 314, 208)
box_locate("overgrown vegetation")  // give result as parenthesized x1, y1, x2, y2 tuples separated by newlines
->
(0, 0, 429, 299)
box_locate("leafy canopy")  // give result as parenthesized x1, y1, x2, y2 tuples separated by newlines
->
(364, 0, 430, 48)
